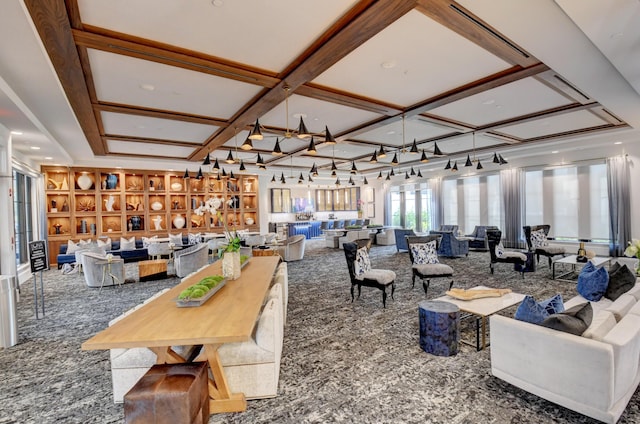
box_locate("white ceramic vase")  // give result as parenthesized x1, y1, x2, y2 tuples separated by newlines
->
(222, 251, 241, 280)
(153, 215, 163, 230)
(77, 173, 92, 190)
(173, 214, 185, 229)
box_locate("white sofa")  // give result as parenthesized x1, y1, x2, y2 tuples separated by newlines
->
(490, 280, 640, 423)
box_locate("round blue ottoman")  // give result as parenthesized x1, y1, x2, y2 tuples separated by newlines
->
(419, 300, 460, 356)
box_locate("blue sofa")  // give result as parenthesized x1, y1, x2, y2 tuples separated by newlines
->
(465, 225, 499, 251)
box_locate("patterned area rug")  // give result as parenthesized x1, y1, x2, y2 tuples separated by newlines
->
(1, 240, 638, 423)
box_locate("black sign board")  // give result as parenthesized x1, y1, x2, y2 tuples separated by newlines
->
(28, 240, 49, 273)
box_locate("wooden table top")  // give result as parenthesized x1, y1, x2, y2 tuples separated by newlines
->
(82, 256, 281, 350)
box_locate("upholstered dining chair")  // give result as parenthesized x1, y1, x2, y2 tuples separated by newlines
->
(523, 225, 566, 268)
(406, 235, 454, 296)
(486, 229, 527, 277)
(343, 242, 396, 308)
(276, 234, 306, 262)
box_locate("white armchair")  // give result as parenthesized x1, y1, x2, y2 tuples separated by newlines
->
(218, 287, 284, 399)
(147, 242, 171, 260)
(79, 251, 125, 288)
(276, 235, 306, 262)
(174, 243, 209, 278)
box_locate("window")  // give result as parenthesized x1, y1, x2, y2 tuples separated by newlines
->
(442, 179, 458, 227)
(524, 163, 608, 241)
(419, 188, 432, 232)
(404, 190, 416, 230)
(442, 175, 501, 233)
(13, 170, 34, 266)
(390, 190, 401, 227)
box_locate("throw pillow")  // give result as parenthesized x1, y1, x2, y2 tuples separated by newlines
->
(97, 237, 112, 249)
(606, 263, 636, 301)
(141, 236, 157, 248)
(541, 302, 593, 335)
(354, 247, 371, 277)
(410, 241, 439, 264)
(120, 236, 135, 251)
(495, 242, 505, 258)
(66, 239, 81, 254)
(577, 262, 609, 301)
(514, 294, 564, 325)
(530, 229, 548, 249)
(169, 233, 184, 246)
(188, 233, 202, 245)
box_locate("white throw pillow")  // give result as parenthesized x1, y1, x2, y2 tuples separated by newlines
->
(66, 240, 81, 254)
(410, 241, 439, 264)
(169, 233, 183, 246)
(188, 233, 201, 245)
(120, 236, 135, 251)
(354, 247, 371, 277)
(141, 235, 158, 248)
(97, 237, 112, 249)
(531, 229, 548, 248)
(495, 242, 505, 258)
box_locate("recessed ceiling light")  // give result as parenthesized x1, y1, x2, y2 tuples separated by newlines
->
(482, 99, 495, 105)
(386, 130, 395, 135)
(140, 84, 155, 91)
(292, 113, 307, 119)
(380, 60, 396, 69)
(44, 156, 53, 160)
(614, 141, 622, 145)
(551, 150, 559, 154)
(212, 0, 223, 6)
(10, 131, 23, 135)
(30, 146, 40, 150)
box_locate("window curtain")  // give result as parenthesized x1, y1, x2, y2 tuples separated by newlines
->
(500, 168, 525, 248)
(607, 155, 631, 256)
(429, 178, 443, 231)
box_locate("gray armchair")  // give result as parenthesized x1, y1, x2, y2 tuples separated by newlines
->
(276, 235, 306, 262)
(174, 243, 209, 278)
(79, 251, 125, 288)
(465, 226, 499, 251)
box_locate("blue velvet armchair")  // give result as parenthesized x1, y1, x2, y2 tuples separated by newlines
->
(394, 229, 416, 252)
(465, 226, 499, 251)
(429, 231, 469, 257)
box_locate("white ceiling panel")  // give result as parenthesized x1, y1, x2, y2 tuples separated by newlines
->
(101, 112, 217, 143)
(78, 0, 358, 72)
(429, 78, 574, 126)
(352, 116, 454, 146)
(89, 49, 262, 119)
(107, 140, 196, 158)
(258, 94, 383, 136)
(497, 110, 607, 138)
(313, 10, 511, 106)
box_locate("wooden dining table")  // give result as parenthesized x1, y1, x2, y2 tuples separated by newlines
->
(82, 255, 281, 414)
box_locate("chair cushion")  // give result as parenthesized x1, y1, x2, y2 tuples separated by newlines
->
(514, 294, 564, 325)
(577, 262, 609, 301)
(501, 251, 528, 261)
(354, 247, 371, 277)
(537, 246, 565, 255)
(410, 241, 439, 264)
(413, 263, 453, 276)
(357, 269, 395, 285)
(530, 229, 548, 248)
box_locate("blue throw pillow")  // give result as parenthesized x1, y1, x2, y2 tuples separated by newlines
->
(577, 262, 609, 301)
(514, 294, 564, 325)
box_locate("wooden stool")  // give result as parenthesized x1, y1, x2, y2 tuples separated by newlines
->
(124, 362, 209, 424)
(419, 300, 460, 356)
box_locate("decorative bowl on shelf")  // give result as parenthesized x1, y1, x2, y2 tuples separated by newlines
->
(245, 217, 254, 225)
(170, 182, 182, 191)
(151, 201, 163, 211)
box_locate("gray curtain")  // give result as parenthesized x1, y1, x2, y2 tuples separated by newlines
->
(607, 155, 631, 256)
(500, 168, 525, 249)
(429, 178, 443, 231)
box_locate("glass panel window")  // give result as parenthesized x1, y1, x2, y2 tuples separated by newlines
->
(463, 177, 480, 232)
(390, 191, 401, 227)
(420, 189, 432, 232)
(487, 174, 502, 228)
(404, 190, 416, 230)
(442, 179, 457, 226)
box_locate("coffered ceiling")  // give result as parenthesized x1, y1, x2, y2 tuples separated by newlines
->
(2, 0, 639, 180)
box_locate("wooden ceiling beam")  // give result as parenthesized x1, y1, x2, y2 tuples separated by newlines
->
(96, 103, 229, 127)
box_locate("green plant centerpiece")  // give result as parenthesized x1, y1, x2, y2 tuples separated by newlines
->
(177, 274, 225, 306)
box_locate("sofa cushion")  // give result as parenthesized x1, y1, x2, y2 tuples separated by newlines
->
(410, 241, 439, 264)
(601, 314, 640, 404)
(582, 310, 617, 341)
(625, 283, 640, 301)
(605, 263, 636, 301)
(97, 237, 112, 249)
(604, 293, 637, 322)
(66, 239, 82, 254)
(541, 302, 593, 335)
(120, 236, 135, 251)
(577, 262, 609, 301)
(141, 236, 158, 248)
(514, 294, 564, 325)
(188, 233, 202, 245)
(354, 247, 371, 277)
(169, 232, 184, 246)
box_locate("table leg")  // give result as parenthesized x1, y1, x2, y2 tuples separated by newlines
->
(481, 316, 487, 350)
(200, 343, 246, 414)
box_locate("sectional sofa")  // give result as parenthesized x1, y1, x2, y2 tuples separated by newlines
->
(490, 278, 640, 423)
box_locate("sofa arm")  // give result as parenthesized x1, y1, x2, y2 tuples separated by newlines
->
(490, 315, 615, 413)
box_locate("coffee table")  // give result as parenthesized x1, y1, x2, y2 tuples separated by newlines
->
(434, 286, 525, 351)
(139, 259, 168, 282)
(552, 255, 611, 281)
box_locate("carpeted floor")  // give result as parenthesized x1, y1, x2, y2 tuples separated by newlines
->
(1, 240, 639, 423)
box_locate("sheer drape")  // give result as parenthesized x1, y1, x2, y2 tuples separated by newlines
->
(429, 178, 443, 231)
(500, 168, 525, 248)
(607, 155, 631, 256)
